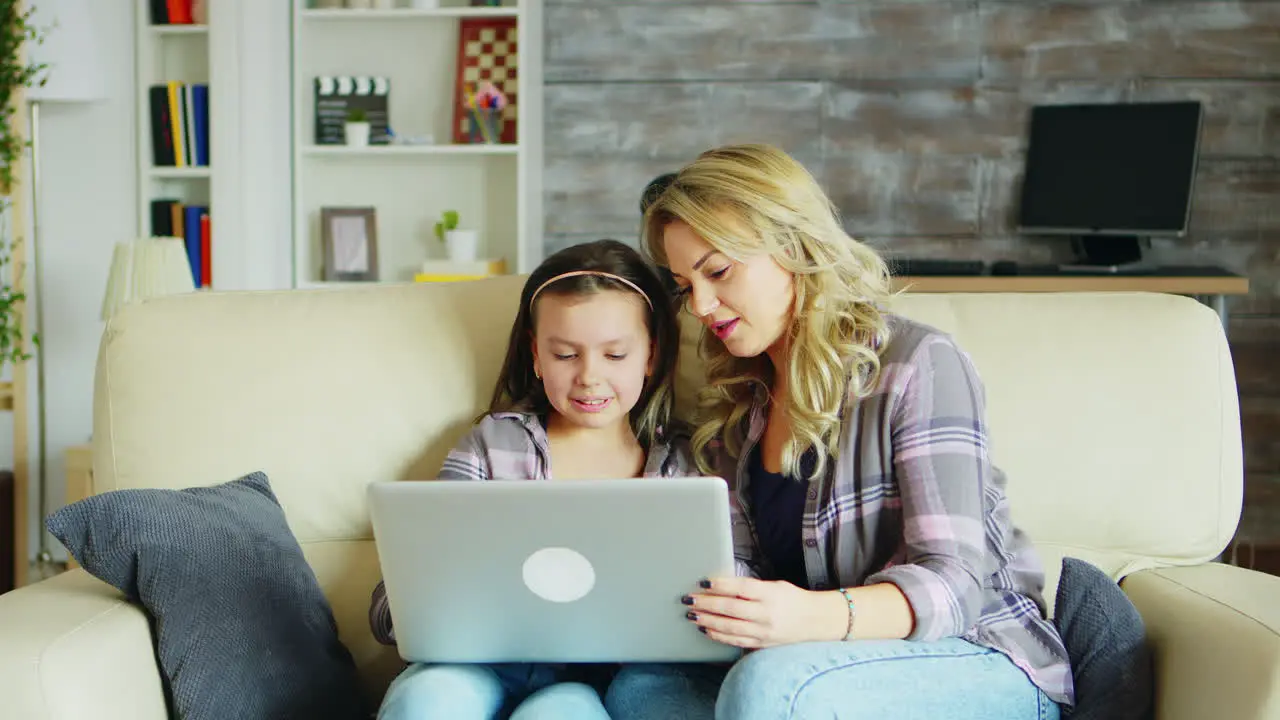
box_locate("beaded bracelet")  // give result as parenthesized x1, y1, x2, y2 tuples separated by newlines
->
(838, 588, 857, 641)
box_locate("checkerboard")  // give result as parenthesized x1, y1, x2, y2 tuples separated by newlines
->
(454, 18, 519, 144)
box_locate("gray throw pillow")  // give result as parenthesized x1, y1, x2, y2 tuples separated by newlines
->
(1053, 557, 1154, 720)
(46, 471, 367, 720)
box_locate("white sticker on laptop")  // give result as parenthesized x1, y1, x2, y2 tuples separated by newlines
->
(522, 547, 595, 603)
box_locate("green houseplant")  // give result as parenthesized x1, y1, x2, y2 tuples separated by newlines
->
(433, 209, 458, 242)
(433, 209, 478, 263)
(343, 107, 370, 147)
(0, 0, 47, 368)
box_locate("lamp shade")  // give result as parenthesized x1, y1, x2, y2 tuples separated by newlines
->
(26, 0, 106, 103)
(101, 238, 196, 321)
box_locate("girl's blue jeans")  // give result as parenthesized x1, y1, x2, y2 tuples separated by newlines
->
(378, 662, 609, 720)
(605, 638, 1063, 720)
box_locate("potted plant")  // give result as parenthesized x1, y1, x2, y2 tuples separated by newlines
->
(344, 107, 370, 147)
(433, 210, 478, 262)
(0, 1, 45, 587)
(0, 2, 46, 372)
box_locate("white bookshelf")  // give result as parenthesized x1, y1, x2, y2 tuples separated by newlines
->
(133, 0, 211, 285)
(302, 144, 519, 158)
(289, 0, 544, 287)
(151, 24, 211, 36)
(148, 167, 213, 179)
(303, 7, 518, 19)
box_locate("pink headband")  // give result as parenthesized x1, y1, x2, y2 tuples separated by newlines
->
(529, 270, 653, 312)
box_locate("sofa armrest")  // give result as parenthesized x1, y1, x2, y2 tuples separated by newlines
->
(0, 569, 168, 720)
(1122, 563, 1280, 720)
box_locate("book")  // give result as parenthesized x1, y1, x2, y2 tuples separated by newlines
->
(415, 258, 507, 283)
(419, 259, 506, 275)
(149, 199, 212, 288)
(149, 82, 209, 167)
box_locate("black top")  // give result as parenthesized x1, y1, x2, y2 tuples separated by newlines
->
(747, 445, 813, 589)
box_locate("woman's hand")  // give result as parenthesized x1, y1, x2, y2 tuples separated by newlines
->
(681, 577, 849, 649)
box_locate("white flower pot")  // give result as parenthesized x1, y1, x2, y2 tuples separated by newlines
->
(445, 230, 479, 262)
(344, 121, 370, 147)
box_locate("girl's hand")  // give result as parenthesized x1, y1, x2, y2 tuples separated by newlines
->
(682, 577, 847, 649)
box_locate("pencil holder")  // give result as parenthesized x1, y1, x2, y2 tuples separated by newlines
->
(468, 108, 503, 144)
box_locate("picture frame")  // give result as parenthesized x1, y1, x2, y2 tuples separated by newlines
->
(321, 206, 379, 282)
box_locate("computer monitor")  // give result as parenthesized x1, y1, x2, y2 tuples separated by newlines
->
(1016, 100, 1203, 270)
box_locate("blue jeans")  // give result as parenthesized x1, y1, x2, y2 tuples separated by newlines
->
(605, 638, 1062, 720)
(378, 662, 610, 720)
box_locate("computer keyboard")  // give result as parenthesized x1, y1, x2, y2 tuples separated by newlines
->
(1120, 264, 1238, 277)
(994, 262, 1240, 277)
(887, 258, 985, 277)
(884, 257, 1240, 278)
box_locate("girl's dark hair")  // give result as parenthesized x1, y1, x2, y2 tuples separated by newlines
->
(640, 173, 678, 214)
(489, 238, 681, 448)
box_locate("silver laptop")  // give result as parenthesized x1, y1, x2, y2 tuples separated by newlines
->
(367, 476, 741, 664)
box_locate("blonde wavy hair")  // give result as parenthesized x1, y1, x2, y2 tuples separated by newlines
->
(643, 143, 896, 480)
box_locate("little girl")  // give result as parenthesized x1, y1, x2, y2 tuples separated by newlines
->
(369, 238, 693, 720)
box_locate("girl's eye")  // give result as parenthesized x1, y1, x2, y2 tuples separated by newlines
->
(606, 354, 628, 361)
(554, 354, 576, 361)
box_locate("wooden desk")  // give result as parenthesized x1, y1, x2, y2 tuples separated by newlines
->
(891, 275, 1249, 326)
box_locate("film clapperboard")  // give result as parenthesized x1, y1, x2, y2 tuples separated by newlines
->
(314, 75, 391, 145)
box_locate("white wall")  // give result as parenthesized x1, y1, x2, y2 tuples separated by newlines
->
(209, 0, 294, 293)
(13, 0, 137, 562)
(8, 0, 295, 563)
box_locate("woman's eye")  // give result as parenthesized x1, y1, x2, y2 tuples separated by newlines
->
(606, 354, 628, 361)
(554, 354, 576, 361)
(708, 266, 730, 280)
(673, 285, 691, 297)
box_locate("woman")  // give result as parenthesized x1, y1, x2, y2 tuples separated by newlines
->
(607, 145, 1073, 720)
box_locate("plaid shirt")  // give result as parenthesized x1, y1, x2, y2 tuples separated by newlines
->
(714, 313, 1074, 707)
(368, 412, 695, 646)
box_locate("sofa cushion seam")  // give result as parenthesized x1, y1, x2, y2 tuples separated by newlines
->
(38, 599, 140, 712)
(1152, 571, 1280, 636)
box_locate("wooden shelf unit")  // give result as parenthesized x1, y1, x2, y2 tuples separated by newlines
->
(290, 0, 544, 287)
(7, 3, 32, 586)
(891, 275, 1250, 295)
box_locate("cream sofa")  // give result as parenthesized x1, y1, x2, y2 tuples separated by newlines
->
(1, 277, 1278, 719)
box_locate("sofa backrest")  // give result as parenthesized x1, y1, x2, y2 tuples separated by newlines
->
(90, 278, 1241, 694)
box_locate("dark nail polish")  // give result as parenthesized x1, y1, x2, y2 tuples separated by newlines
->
(686, 611, 697, 621)
(699, 579, 712, 589)
(681, 595, 694, 605)
(698, 626, 708, 634)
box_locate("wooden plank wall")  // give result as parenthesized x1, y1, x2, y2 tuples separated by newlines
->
(542, 1, 1280, 567)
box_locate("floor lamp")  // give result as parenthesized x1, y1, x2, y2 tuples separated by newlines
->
(25, 0, 105, 573)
